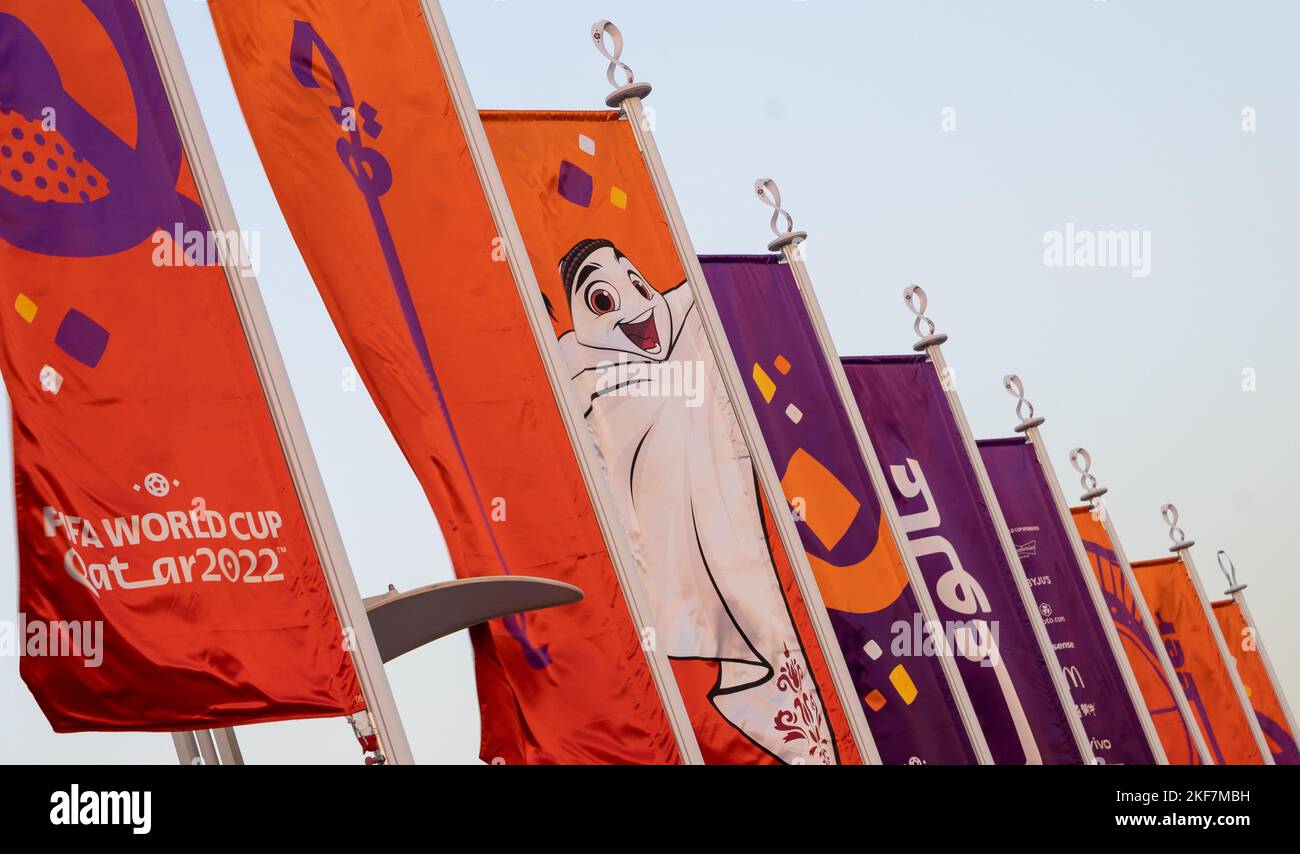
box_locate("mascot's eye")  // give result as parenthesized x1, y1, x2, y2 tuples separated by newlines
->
(587, 287, 619, 315)
(630, 275, 651, 299)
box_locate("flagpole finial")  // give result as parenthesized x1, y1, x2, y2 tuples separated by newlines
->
(592, 20, 653, 107)
(1004, 374, 1046, 431)
(1217, 550, 1247, 596)
(1161, 503, 1195, 552)
(755, 178, 807, 251)
(1069, 447, 1109, 502)
(905, 285, 948, 350)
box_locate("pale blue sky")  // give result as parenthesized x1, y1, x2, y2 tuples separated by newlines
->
(2, 0, 1297, 763)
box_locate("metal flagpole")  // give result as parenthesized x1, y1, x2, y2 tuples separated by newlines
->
(1002, 378, 1167, 763)
(171, 732, 202, 765)
(211, 728, 245, 765)
(415, 2, 703, 763)
(194, 729, 220, 766)
(904, 289, 1096, 764)
(173, 728, 243, 765)
(1161, 506, 1275, 764)
(137, 0, 413, 764)
(1217, 551, 1299, 751)
(591, 22, 882, 764)
(756, 181, 992, 764)
(1069, 450, 1213, 765)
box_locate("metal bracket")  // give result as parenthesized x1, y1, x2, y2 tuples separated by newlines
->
(364, 576, 583, 663)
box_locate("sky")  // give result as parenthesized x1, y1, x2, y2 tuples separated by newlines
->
(2, 0, 1297, 764)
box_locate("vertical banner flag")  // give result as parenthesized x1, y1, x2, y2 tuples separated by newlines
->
(0, 0, 363, 730)
(1071, 507, 1208, 764)
(978, 439, 1156, 764)
(482, 110, 863, 765)
(1213, 597, 1299, 764)
(211, 0, 684, 763)
(841, 356, 1083, 764)
(702, 255, 978, 764)
(1132, 557, 1265, 764)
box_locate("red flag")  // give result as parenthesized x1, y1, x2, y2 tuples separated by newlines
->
(209, 0, 684, 762)
(1213, 597, 1299, 764)
(0, 0, 361, 731)
(1132, 557, 1264, 764)
(1070, 507, 1207, 764)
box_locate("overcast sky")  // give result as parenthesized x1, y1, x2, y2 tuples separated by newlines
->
(2, 0, 1297, 764)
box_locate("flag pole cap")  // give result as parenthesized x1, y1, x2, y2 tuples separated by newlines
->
(592, 21, 653, 107)
(754, 179, 807, 251)
(768, 231, 808, 252)
(1004, 374, 1046, 431)
(1217, 550, 1247, 596)
(905, 285, 948, 349)
(605, 83, 653, 108)
(1069, 447, 1109, 502)
(1162, 503, 1195, 552)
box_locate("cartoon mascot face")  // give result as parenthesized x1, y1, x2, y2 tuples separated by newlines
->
(561, 239, 672, 361)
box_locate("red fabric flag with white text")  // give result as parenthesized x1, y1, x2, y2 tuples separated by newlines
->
(0, 0, 362, 731)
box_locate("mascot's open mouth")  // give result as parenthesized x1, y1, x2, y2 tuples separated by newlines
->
(618, 309, 661, 353)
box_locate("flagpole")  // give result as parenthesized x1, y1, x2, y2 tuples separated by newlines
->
(757, 181, 992, 764)
(171, 732, 201, 765)
(1162, 506, 1275, 764)
(137, 0, 413, 764)
(904, 289, 1096, 764)
(173, 728, 242, 764)
(1070, 451, 1214, 765)
(1002, 379, 1167, 763)
(1217, 551, 1300, 750)
(194, 729, 220, 765)
(592, 22, 882, 763)
(211, 727, 245, 765)
(414, 3, 703, 763)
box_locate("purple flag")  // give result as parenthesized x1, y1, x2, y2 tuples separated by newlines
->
(978, 437, 1157, 764)
(702, 256, 977, 764)
(841, 355, 1083, 764)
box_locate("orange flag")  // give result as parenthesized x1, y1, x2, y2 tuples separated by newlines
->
(1132, 556, 1264, 764)
(1213, 597, 1299, 764)
(481, 110, 863, 764)
(1071, 508, 1205, 763)
(210, 1, 683, 762)
(0, 0, 361, 730)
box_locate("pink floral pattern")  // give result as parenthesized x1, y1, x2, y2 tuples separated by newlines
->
(772, 644, 832, 764)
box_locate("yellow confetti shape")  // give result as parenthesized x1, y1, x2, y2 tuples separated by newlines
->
(889, 664, 918, 705)
(14, 293, 37, 324)
(610, 186, 628, 209)
(752, 363, 776, 403)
